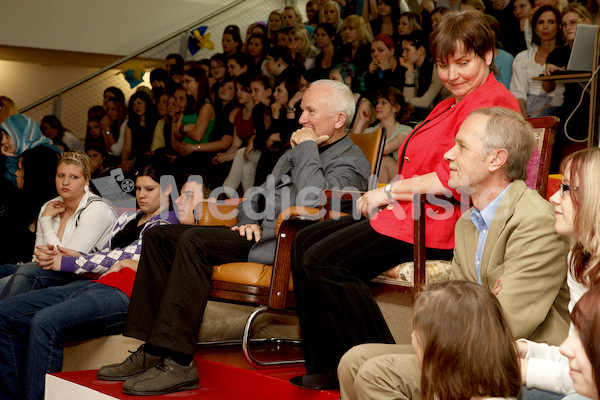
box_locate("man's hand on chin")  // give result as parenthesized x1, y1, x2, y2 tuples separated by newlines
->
(290, 128, 329, 148)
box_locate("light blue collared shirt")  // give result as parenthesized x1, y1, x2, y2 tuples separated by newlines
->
(470, 183, 511, 284)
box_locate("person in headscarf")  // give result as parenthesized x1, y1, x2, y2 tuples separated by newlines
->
(1, 114, 61, 186)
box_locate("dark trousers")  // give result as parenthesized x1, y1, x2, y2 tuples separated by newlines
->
(124, 224, 254, 355)
(291, 216, 453, 374)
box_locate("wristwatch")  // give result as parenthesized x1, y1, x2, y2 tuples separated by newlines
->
(384, 183, 394, 202)
(104, 130, 111, 135)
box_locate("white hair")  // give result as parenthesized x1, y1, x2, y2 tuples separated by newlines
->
(310, 79, 355, 129)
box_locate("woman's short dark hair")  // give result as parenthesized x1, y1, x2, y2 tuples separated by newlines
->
(235, 73, 253, 92)
(229, 52, 253, 69)
(103, 86, 125, 102)
(430, 10, 494, 64)
(248, 34, 271, 60)
(150, 68, 170, 84)
(41, 115, 66, 142)
(275, 74, 300, 101)
(531, 5, 562, 46)
(316, 22, 337, 39)
(402, 31, 428, 52)
(267, 46, 295, 68)
(376, 87, 415, 124)
(136, 159, 172, 190)
(210, 53, 228, 67)
(250, 74, 275, 91)
(87, 105, 106, 120)
(224, 25, 243, 53)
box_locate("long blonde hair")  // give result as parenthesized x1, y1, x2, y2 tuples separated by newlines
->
(0, 96, 17, 125)
(562, 148, 600, 286)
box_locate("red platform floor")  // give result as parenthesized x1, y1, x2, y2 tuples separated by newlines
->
(47, 345, 341, 400)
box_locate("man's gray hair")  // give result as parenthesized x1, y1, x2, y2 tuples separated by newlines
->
(310, 79, 356, 129)
(472, 107, 535, 182)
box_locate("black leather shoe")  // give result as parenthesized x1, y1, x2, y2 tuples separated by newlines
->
(122, 357, 199, 396)
(97, 344, 161, 381)
(289, 372, 339, 390)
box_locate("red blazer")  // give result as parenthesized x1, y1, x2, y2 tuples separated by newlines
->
(370, 73, 520, 249)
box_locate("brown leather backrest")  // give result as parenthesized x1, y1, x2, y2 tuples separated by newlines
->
(349, 128, 385, 176)
(349, 128, 386, 190)
(195, 201, 239, 227)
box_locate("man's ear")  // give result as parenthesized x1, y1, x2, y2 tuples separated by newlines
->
(489, 148, 508, 173)
(334, 112, 347, 130)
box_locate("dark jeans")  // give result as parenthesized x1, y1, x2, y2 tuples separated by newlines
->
(124, 224, 254, 355)
(0, 280, 130, 400)
(291, 216, 453, 374)
(519, 386, 566, 400)
(0, 263, 85, 299)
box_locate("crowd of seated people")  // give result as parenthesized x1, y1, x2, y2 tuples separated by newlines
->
(2, 2, 600, 398)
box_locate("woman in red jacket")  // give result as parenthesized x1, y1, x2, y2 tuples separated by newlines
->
(290, 10, 521, 390)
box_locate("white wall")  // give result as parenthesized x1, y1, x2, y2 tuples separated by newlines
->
(0, 61, 97, 110)
(0, 0, 234, 55)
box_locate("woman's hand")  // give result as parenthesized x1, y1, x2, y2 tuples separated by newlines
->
(0, 148, 16, 157)
(399, 56, 414, 72)
(179, 143, 195, 157)
(100, 115, 111, 132)
(271, 102, 283, 119)
(173, 114, 184, 140)
(103, 259, 139, 275)
(544, 63, 564, 76)
(34, 245, 59, 267)
(378, 56, 392, 71)
(35, 245, 80, 271)
(231, 224, 262, 242)
(289, 91, 303, 108)
(266, 133, 281, 149)
(357, 187, 390, 218)
(420, 0, 435, 12)
(243, 137, 255, 160)
(368, 58, 380, 74)
(183, 124, 195, 134)
(119, 160, 134, 172)
(42, 201, 66, 218)
(212, 152, 235, 164)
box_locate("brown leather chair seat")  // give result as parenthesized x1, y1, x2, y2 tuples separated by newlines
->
(212, 262, 294, 291)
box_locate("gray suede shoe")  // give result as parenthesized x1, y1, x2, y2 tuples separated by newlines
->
(121, 357, 200, 396)
(96, 345, 161, 381)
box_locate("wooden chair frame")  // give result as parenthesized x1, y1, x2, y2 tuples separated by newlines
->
(410, 116, 559, 298)
(203, 128, 387, 368)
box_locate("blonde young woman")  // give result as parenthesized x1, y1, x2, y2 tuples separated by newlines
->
(0, 151, 118, 295)
(0, 96, 17, 126)
(288, 25, 319, 70)
(267, 10, 284, 44)
(339, 15, 373, 77)
(283, 5, 304, 28)
(518, 148, 600, 398)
